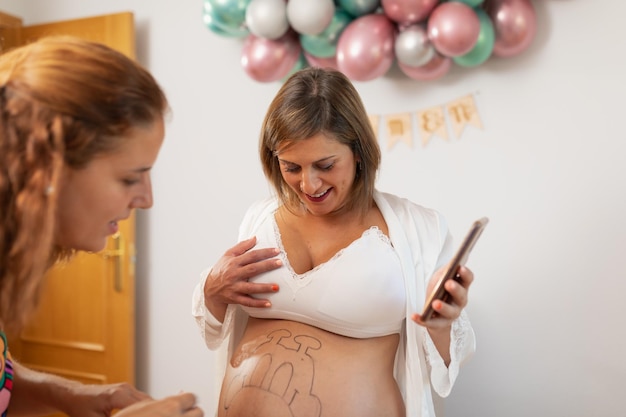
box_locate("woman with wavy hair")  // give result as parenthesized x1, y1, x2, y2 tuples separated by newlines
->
(1, 36, 201, 417)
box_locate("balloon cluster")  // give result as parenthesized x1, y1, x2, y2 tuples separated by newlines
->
(203, 0, 537, 83)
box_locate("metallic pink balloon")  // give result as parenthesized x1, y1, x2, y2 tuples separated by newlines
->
(336, 14, 396, 81)
(304, 52, 339, 71)
(241, 31, 302, 82)
(381, 0, 438, 26)
(484, 0, 536, 57)
(398, 53, 452, 81)
(427, 2, 481, 57)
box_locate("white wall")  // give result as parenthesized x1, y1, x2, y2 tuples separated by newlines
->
(2, 1, 624, 416)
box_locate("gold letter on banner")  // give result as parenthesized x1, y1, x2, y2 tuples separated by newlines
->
(368, 114, 380, 142)
(417, 106, 447, 146)
(384, 113, 412, 150)
(447, 94, 483, 139)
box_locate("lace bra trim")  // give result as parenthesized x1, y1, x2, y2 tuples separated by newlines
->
(271, 214, 393, 282)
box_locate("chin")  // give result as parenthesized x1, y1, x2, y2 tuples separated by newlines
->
(74, 239, 108, 254)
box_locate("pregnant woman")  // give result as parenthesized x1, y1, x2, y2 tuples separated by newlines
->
(192, 67, 476, 417)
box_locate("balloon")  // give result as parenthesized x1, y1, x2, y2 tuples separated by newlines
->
(337, 0, 381, 17)
(381, 0, 438, 26)
(205, 0, 251, 36)
(203, 0, 249, 37)
(241, 31, 302, 82)
(337, 14, 396, 81)
(394, 24, 435, 68)
(282, 53, 309, 82)
(245, 0, 289, 40)
(453, 8, 495, 67)
(287, 0, 335, 35)
(485, 0, 537, 57)
(300, 9, 353, 58)
(427, 2, 481, 57)
(304, 52, 339, 70)
(455, 0, 485, 6)
(398, 53, 452, 81)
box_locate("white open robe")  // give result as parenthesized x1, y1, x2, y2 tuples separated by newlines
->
(192, 190, 476, 417)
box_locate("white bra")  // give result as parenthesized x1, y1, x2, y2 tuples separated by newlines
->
(241, 213, 406, 338)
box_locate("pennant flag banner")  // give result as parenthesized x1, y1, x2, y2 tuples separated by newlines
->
(384, 113, 413, 150)
(369, 93, 483, 150)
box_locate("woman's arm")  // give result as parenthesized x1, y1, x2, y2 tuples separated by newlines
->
(8, 361, 149, 416)
(412, 265, 475, 366)
(8, 361, 203, 417)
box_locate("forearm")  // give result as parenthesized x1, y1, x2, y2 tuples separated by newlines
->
(8, 361, 78, 416)
(427, 325, 452, 366)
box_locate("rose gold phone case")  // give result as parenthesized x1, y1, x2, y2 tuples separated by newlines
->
(420, 217, 489, 320)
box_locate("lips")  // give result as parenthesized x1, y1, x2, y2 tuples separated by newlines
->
(303, 188, 330, 202)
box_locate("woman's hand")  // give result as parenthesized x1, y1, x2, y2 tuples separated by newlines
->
(116, 393, 203, 417)
(62, 381, 202, 417)
(411, 265, 474, 330)
(411, 265, 474, 365)
(204, 236, 282, 321)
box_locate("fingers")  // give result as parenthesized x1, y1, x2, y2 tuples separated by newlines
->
(116, 393, 204, 417)
(238, 248, 283, 280)
(206, 237, 283, 310)
(173, 392, 202, 414)
(413, 266, 474, 328)
(225, 236, 258, 256)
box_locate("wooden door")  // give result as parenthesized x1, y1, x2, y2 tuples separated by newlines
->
(0, 11, 138, 389)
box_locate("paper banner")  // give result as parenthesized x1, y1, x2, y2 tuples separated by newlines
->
(384, 113, 412, 150)
(368, 114, 380, 141)
(416, 106, 448, 146)
(446, 94, 483, 139)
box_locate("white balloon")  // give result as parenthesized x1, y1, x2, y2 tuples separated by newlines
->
(287, 0, 335, 35)
(394, 25, 435, 67)
(246, 0, 289, 40)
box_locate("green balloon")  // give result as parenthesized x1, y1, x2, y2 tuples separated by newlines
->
(454, 8, 495, 67)
(449, 0, 484, 6)
(203, 0, 250, 38)
(300, 9, 353, 58)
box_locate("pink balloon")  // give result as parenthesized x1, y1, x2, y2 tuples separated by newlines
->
(381, 0, 438, 26)
(241, 31, 302, 82)
(427, 2, 481, 57)
(336, 14, 396, 81)
(485, 0, 536, 57)
(304, 52, 339, 71)
(398, 53, 452, 81)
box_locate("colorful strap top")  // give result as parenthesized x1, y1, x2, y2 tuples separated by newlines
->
(0, 331, 13, 417)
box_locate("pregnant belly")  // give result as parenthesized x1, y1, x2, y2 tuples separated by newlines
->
(217, 318, 404, 417)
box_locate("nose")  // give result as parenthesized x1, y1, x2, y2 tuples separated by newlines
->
(131, 176, 154, 209)
(300, 169, 321, 194)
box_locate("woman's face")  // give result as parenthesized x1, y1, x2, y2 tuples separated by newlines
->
(55, 118, 165, 252)
(276, 132, 357, 216)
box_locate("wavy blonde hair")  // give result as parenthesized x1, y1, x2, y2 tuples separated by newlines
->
(0, 36, 168, 332)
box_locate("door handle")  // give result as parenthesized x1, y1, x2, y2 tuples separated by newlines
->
(102, 232, 124, 292)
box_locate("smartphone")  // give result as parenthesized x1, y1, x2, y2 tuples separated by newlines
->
(420, 217, 489, 321)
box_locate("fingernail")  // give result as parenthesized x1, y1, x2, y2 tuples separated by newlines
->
(271, 285, 279, 291)
(264, 302, 271, 308)
(275, 259, 283, 266)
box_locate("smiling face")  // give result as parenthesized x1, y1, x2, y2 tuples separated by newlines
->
(276, 132, 358, 217)
(54, 118, 165, 252)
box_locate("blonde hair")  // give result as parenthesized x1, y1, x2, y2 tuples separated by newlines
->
(0, 36, 168, 331)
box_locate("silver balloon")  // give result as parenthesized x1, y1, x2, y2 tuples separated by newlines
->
(245, 0, 289, 39)
(394, 25, 435, 67)
(287, 0, 335, 35)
